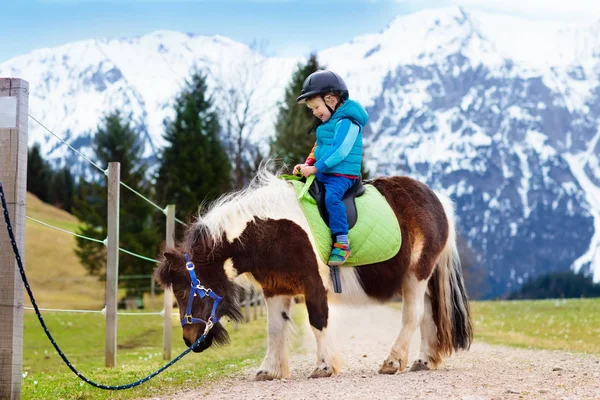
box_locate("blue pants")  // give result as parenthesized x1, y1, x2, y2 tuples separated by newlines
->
(316, 173, 357, 237)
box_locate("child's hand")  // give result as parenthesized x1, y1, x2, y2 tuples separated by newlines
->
(293, 164, 307, 175)
(300, 165, 317, 178)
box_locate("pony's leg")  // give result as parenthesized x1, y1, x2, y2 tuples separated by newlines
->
(255, 295, 292, 381)
(305, 296, 341, 378)
(379, 273, 427, 374)
(410, 292, 440, 371)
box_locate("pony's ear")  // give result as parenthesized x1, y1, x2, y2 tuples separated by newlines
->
(154, 248, 184, 288)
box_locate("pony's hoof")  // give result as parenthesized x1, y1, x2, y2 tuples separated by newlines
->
(409, 359, 431, 372)
(378, 359, 400, 374)
(309, 365, 333, 379)
(254, 370, 277, 381)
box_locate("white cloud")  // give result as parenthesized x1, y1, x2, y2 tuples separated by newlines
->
(448, 0, 600, 23)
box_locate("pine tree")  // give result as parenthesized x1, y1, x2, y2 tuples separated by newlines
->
(73, 176, 106, 276)
(73, 111, 160, 304)
(27, 143, 52, 203)
(49, 167, 75, 212)
(270, 54, 321, 168)
(508, 271, 600, 300)
(156, 70, 231, 224)
(28, 145, 77, 212)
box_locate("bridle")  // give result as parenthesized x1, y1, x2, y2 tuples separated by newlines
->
(181, 253, 223, 335)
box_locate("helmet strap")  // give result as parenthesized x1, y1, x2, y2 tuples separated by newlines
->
(322, 94, 341, 116)
(307, 93, 342, 134)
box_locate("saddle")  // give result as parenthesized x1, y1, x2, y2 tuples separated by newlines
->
(308, 177, 366, 231)
(283, 174, 401, 269)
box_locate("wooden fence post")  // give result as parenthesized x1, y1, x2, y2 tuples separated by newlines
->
(105, 162, 120, 367)
(163, 205, 175, 359)
(253, 292, 258, 321)
(0, 78, 28, 399)
(244, 289, 251, 323)
(150, 275, 155, 309)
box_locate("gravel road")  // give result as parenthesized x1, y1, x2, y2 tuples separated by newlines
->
(157, 304, 600, 400)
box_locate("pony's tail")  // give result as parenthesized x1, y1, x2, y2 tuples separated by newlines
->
(428, 193, 473, 360)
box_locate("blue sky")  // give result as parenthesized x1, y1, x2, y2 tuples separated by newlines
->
(2, 0, 599, 63)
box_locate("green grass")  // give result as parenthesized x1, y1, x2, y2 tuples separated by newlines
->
(471, 298, 600, 354)
(388, 298, 600, 354)
(20, 194, 295, 398)
(22, 312, 269, 399)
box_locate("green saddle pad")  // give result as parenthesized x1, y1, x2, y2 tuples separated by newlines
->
(283, 175, 401, 267)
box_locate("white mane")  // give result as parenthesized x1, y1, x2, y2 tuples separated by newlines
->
(193, 164, 301, 245)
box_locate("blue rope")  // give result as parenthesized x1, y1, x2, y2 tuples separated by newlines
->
(0, 181, 205, 391)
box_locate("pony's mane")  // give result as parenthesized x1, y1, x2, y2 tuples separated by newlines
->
(188, 164, 294, 248)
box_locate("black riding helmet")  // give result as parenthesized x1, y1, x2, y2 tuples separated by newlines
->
(296, 70, 349, 104)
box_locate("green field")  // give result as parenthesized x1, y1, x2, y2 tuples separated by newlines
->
(23, 311, 272, 399)
(471, 298, 600, 354)
(387, 297, 600, 354)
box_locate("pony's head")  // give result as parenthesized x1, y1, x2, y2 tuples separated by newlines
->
(154, 226, 243, 352)
(155, 164, 293, 352)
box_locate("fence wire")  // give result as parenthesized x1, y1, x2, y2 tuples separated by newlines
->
(27, 215, 158, 263)
(28, 113, 188, 227)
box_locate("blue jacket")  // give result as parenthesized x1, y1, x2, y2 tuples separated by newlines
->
(313, 100, 369, 177)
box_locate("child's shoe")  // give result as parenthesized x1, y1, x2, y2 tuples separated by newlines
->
(328, 242, 351, 266)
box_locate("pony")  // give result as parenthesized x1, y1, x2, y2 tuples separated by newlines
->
(154, 167, 473, 380)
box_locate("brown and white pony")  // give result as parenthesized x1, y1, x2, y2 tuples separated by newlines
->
(155, 168, 473, 379)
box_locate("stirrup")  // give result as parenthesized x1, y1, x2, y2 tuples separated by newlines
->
(329, 265, 342, 294)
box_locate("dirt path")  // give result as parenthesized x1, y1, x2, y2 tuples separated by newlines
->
(158, 304, 600, 400)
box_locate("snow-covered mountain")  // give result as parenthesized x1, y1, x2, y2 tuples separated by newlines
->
(0, 31, 299, 173)
(2, 7, 599, 298)
(337, 8, 600, 298)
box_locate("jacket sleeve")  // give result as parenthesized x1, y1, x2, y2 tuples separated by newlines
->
(305, 142, 317, 166)
(314, 119, 360, 172)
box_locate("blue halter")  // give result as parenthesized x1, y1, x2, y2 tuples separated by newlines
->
(182, 253, 223, 334)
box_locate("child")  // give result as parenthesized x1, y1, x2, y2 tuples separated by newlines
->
(293, 70, 369, 266)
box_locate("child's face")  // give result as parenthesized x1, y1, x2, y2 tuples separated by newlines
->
(306, 96, 334, 123)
